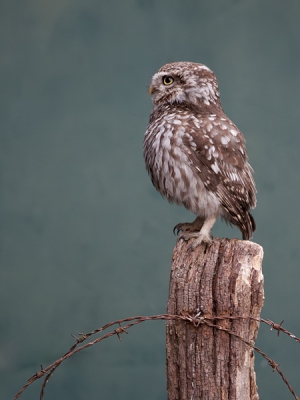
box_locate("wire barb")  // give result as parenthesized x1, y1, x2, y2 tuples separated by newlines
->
(115, 325, 129, 341)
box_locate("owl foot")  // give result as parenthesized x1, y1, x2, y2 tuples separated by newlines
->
(176, 213, 218, 249)
(179, 231, 212, 249)
(173, 216, 204, 235)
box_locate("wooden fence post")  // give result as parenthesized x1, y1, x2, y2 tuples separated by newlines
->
(166, 238, 264, 400)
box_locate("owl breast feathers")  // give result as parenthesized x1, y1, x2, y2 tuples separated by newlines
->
(143, 62, 256, 247)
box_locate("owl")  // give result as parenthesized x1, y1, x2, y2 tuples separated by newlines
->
(143, 62, 256, 247)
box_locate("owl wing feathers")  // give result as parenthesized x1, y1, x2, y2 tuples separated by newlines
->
(182, 116, 256, 239)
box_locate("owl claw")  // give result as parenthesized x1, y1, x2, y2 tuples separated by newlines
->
(173, 217, 205, 236)
(174, 215, 215, 248)
(173, 223, 187, 235)
(180, 231, 213, 249)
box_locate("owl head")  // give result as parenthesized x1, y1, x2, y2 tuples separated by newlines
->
(148, 62, 221, 109)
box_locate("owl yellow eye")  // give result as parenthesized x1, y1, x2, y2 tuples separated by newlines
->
(163, 76, 174, 86)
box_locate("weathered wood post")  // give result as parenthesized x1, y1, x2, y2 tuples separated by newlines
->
(166, 238, 264, 400)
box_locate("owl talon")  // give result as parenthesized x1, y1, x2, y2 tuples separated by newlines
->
(173, 216, 205, 236)
(180, 231, 213, 249)
(178, 227, 213, 249)
(173, 223, 188, 235)
(179, 231, 199, 241)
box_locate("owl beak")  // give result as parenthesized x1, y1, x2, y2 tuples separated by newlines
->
(148, 85, 154, 95)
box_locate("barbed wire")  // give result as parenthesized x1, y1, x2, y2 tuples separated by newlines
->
(14, 313, 300, 400)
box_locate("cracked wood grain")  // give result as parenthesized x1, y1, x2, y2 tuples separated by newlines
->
(166, 238, 264, 400)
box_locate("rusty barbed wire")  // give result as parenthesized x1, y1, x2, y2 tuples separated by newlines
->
(14, 313, 300, 400)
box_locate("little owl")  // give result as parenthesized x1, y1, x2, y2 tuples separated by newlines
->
(143, 62, 256, 247)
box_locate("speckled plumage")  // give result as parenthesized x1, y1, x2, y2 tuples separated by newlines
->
(143, 62, 256, 246)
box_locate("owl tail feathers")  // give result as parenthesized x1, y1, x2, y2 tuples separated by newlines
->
(241, 212, 256, 240)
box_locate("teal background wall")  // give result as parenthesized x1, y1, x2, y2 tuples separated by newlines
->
(1, 1, 300, 399)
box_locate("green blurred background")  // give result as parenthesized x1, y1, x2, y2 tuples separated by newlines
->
(1, 1, 300, 399)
